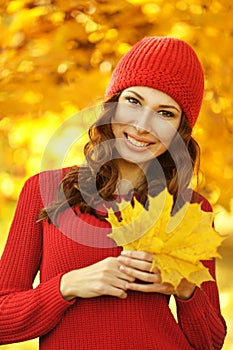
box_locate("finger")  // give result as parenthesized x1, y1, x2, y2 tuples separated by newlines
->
(117, 255, 152, 272)
(106, 285, 128, 299)
(119, 265, 162, 284)
(151, 266, 161, 274)
(110, 262, 135, 282)
(126, 281, 174, 294)
(92, 275, 128, 299)
(106, 277, 130, 297)
(117, 270, 135, 282)
(121, 250, 154, 262)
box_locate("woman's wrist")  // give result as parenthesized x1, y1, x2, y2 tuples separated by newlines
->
(60, 271, 76, 302)
(175, 286, 196, 300)
(174, 280, 196, 300)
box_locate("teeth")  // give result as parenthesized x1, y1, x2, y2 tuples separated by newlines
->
(127, 135, 150, 147)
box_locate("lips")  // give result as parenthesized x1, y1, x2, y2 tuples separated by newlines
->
(124, 133, 154, 148)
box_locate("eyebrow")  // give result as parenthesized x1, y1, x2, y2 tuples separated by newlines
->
(126, 90, 181, 113)
(159, 104, 180, 112)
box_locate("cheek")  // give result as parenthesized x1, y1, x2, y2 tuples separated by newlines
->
(150, 119, 180, 146)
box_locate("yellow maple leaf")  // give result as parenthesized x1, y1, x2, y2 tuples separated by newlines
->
(107, 189, 225, 290)
(107, 190, 167, 246)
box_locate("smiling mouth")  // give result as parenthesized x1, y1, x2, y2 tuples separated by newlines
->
(125, 133, 153, 148)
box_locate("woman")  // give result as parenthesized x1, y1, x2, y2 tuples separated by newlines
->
(0, 36, 226, 349)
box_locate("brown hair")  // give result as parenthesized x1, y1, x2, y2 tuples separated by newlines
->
(38, 93, 200, 224)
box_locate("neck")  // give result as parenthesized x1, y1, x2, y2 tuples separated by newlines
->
(115, 159, 148, 195)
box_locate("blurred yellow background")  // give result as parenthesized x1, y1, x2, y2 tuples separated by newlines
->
(0, 0, 232, 349)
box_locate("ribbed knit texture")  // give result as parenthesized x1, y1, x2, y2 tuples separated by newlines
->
(0, 169, 226, 349)
(106, 36, 204, 127)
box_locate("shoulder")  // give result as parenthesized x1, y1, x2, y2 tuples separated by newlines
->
(183, 188, 212, 213)
(22, 167, 72, 205)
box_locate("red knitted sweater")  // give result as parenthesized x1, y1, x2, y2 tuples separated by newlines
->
(0, 169, 226, 349)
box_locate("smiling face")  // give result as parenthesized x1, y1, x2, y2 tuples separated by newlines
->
(111, 86, 182, 165)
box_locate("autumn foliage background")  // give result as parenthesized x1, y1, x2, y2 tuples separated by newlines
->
(0, 0, 232, 349)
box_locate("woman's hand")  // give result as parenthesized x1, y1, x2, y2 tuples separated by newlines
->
(117, 250, 196, 300)
(60, 257, 135, 301)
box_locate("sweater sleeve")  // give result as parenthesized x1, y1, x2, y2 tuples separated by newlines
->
(175, 260, 226, 350)
(0, 172, 75, 345)
(175, 193, 227, 350)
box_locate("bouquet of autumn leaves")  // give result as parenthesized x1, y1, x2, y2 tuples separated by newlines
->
(106, 189, 225, 290)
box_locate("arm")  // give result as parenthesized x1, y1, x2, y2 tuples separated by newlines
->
(0, 173, 75, 345)
(175, 259, 226, 350)
(0, 171, 135, 344)
(174, 190, 226, 349)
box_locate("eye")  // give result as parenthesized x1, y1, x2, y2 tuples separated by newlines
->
(125, 96, 142, 106)
(157, 110, 175, 119)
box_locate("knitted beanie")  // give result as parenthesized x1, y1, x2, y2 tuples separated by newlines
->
(105, 36, 204, 127)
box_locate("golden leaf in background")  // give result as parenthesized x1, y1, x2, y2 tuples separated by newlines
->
(107, 189, 225, 290)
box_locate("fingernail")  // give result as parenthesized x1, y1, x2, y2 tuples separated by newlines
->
(117, 255, 123, 261)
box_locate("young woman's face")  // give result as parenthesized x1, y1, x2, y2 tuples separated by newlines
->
(111, 86, 182, 165)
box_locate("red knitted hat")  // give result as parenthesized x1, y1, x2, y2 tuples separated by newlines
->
(105, 36, 204, 127)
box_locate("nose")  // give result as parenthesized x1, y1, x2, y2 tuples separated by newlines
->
(134, 107, 152, 133)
